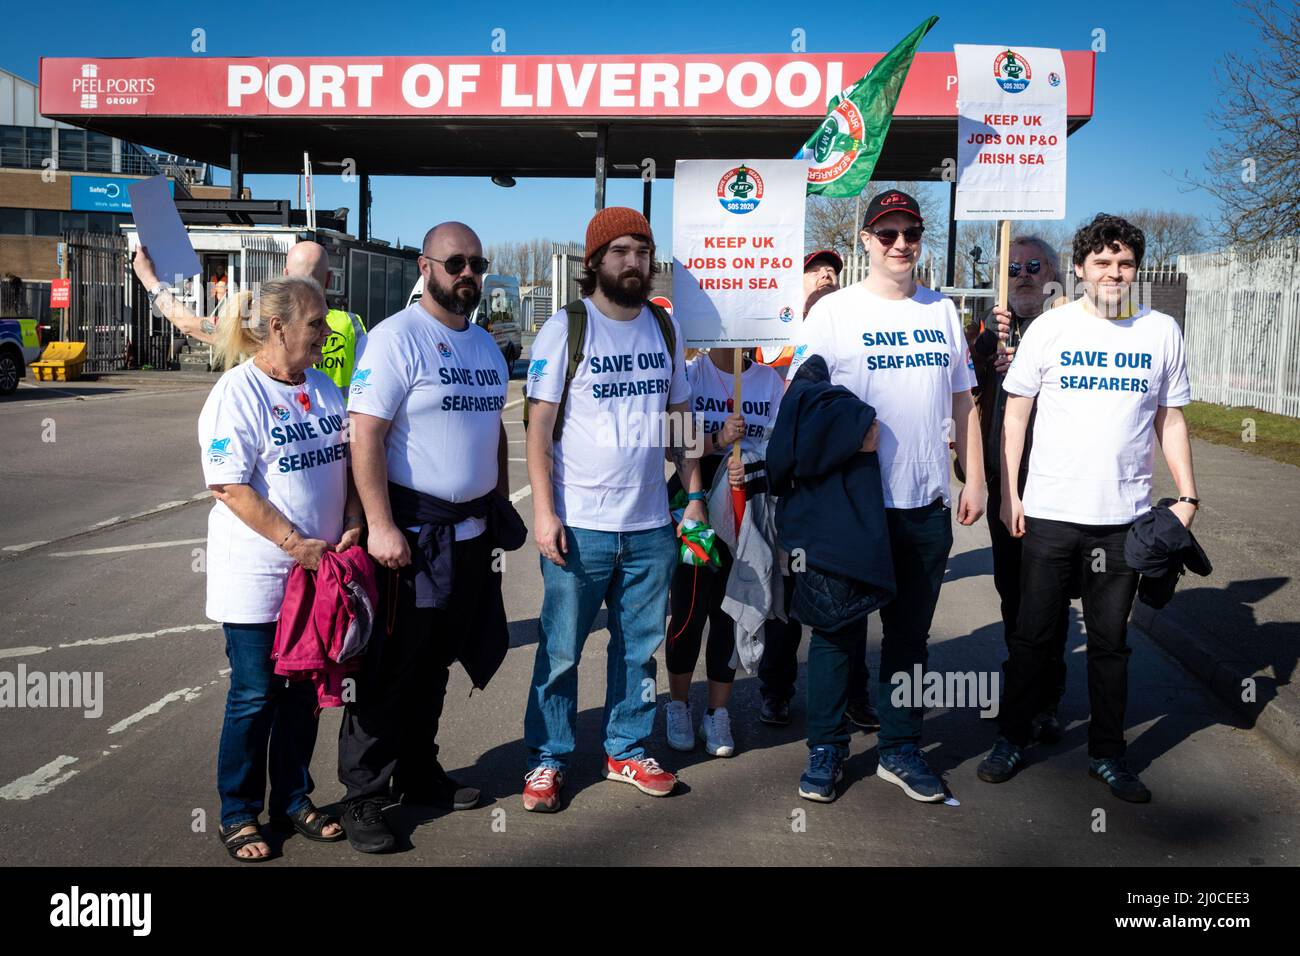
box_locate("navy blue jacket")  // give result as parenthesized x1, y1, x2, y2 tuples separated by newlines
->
(768, 355, 896, 596)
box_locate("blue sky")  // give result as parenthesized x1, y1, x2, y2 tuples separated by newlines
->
(3, 0, 1257, 254)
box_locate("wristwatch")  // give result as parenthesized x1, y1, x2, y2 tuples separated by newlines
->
(1176, 496, 1201, 510)
(687, 491, 708, 503)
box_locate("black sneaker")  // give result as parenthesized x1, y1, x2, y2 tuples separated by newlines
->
(977, 736, 1025, 784)
(759, 697, 791, 726)
(845, 699, 880, 731)
(342, 797, 396, 853)
(395, 769, 480, 811)
(1089, 757, 1152, 803)
(1031, 709, 1063, 745)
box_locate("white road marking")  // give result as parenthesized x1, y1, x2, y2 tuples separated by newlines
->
(503, 419, 524, 426)
(503, 398, 523, 411)
(107, 687, 204, 735)
(0, 646, 50, 660)
(0, 755, 80, 801)
(58, 623, 220, 650)
(509, 485, 532, 505)
(508, 458, 527, 462)
(2, 541, 50, 552)
(0, 623, 218, 660)
(51, 538, 205, 558)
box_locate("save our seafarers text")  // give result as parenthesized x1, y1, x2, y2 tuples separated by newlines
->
(965, 113, 1057, 165)
(683, 235, 789, 291)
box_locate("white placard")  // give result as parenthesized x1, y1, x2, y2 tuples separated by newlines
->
(672, 159, 807, 348)
(955, 45, 1067, 220)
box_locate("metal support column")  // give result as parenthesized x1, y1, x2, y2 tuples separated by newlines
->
(642, 176, 652, 220)
(945, 180, 958, 288)
(358, 173, 370, 243)
(594, 124, 608, 211)
(229, 127, 243, 200)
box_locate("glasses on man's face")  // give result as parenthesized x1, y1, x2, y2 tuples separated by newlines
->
(422, 254, 490, 276)
(1008, 259, 1041, 277)
(871, 226, 924, 246)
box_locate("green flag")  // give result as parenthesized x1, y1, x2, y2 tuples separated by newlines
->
(801, 15, 939, 197)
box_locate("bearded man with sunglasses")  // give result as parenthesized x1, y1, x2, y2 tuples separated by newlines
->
(971, 237, 1071, 745)
(787, 190, 986, 804)
(337, 221, 513, 853)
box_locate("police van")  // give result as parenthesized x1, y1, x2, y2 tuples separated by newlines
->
(406, 273, 523, 368)
(0, 318, 41, 396)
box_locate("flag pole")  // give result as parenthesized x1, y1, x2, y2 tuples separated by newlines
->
(731, 347, 745, 534)
(996, 219, 1011, 355)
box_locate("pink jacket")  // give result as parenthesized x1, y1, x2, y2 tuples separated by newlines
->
(272, 545, 378, 709)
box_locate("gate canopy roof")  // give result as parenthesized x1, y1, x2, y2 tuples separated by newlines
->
(40, 52, 1094, 180)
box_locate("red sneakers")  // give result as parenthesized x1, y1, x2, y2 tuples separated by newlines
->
(605, 755, 677, 797)
(522, 766, 564, 812)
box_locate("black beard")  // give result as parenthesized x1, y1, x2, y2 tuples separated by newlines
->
(598, 267, 650, 308)
(430, 278, 481, 316)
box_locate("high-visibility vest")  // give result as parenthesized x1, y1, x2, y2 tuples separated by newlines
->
(317, 309, 366, 390)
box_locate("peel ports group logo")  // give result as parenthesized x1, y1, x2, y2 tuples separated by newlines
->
(72, 62, 158, 109)
(993, 49, 1032, 94)
(717, 165, 765, 215)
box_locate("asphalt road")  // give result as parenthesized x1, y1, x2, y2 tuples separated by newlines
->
(1, 368, 1298, 867)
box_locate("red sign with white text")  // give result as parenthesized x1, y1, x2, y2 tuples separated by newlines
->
(40, 53, 1094, 119)
(50, 279, 71, 309)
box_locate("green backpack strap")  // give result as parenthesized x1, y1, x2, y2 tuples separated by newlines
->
(552, 300, 589, 441)
(526, 299, 674, 442)
(646, 301, 677, 378)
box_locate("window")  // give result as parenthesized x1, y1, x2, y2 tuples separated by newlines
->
(0, 208, 27, 234)
(33, 210, 60, 236)
(58, 129, 86, 171)
(368, 253, 386, 326)
(349, 251, 368, 319)
(86, 132, 112, 172)
(386, 256, 404, 316)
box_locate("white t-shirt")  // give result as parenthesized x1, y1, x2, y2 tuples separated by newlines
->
(788, 282, 977, 509)
(526, 299, 690, 532)
(1002, 299, 1191, 525)
(198, 362, 349, 623)
(687, 353, 785, 458)
(348, 302, 508, 540)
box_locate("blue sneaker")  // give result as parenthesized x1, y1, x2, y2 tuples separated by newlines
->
(1089, 757, 1152, 803)
(798, 746, 844, 803)
(876, 747, 945, 803)
(977, 736, 1025, 784)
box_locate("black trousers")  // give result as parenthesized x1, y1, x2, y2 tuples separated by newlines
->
(999, 516, 1140, 759)
(758, 573, 869, 705)
(987, 490, 1068, 714)
(337, 532, 493, 801)
(666, 549, 736, 684)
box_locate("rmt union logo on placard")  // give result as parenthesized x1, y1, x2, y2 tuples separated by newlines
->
(993, 49, 1032, 94)
(716, 164, 764, 215)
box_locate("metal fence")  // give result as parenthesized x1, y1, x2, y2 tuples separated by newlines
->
(1179, 238, 1300, 418)
(549, 242, 674, 318)
(63, 230, 129, 372)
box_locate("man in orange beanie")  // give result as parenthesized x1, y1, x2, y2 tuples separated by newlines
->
(521, 207, 706, 811)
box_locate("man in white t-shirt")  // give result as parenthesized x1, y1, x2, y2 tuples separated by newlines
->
(337, 221, 512, 852)
(978, 214, 1200, 804)
(521, 207, 705, 812)
(787, 189, 986, 804)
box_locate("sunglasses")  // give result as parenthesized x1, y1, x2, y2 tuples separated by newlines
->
(1008, 259, 1042, 277)
(870, 226, 924, 246)
(422, 254, 491, 276)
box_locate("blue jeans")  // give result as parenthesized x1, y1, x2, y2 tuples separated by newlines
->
(216, 622, 321, 830)
(805, 499, 952, 757)
(525, 524, 677, 771)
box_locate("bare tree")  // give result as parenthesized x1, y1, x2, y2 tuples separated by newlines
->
(1186, 0, 1299, 243)
(1113, 209, 1205, 266)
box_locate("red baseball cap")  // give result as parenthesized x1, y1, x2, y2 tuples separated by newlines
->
(803, 249, 843, 272)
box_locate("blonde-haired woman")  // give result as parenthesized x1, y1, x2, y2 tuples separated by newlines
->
(198, 276, 363, 861)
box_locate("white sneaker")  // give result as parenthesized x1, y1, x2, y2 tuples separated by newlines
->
(665, 700, 695, 752)
(700, 707, 735, 757)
